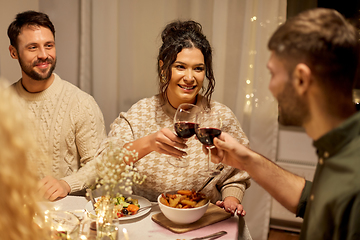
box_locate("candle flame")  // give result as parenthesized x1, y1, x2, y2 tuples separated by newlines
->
(123, 228, 129, 240)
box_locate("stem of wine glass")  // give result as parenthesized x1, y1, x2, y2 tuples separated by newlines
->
(207, 146, 213, 172)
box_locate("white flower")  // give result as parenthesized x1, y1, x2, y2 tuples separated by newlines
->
(95, 142, 146, 197)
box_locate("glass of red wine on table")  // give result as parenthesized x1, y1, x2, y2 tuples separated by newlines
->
(168, 103, 201, 168)
(195, 109, 222, 177)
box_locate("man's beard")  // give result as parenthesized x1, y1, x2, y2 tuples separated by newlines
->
(277, 79, 309, 127)
(18, 56, 56, 81)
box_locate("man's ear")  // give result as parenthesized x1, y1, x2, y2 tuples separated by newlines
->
(293, 63, 312, 95)
(9, 45, 18, 59)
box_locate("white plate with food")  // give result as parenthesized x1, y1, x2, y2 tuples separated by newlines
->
(85, 194, 152, 220)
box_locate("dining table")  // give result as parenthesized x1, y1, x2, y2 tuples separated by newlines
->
(41, 195, 252, 240)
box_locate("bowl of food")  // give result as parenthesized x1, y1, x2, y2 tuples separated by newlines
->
(157, 190, 210, 225)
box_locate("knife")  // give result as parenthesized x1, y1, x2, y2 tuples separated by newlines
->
(190, 230, 227, 240)
(197, 164, 224, 193)
(237, 215, 246, 240)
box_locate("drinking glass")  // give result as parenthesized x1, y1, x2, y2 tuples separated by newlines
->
(167, 103, 201, 168)
(195, 109, 222, 177)
(96, 200, 118, 240)
(48, 210, 80, 240)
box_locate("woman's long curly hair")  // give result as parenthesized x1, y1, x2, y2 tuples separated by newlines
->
(157, 20, 215, 108)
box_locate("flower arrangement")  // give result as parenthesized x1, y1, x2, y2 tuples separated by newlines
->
(86, 143, 146, 238)
(94, 143, 146, 198)
(87, 143, 146, 239)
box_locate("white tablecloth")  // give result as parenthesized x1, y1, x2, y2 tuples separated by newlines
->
(41, 195, 252, 240)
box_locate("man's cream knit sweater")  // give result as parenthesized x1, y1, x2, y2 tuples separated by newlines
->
(13, 73, 106, 192)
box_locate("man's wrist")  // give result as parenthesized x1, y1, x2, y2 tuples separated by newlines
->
(59, 180, 71, 194)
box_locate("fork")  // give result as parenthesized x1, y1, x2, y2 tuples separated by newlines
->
(137, 203, 157, 213)
(190, 231, 227, 240)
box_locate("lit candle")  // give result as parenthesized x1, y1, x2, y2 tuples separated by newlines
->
(123, 228, 129, 240)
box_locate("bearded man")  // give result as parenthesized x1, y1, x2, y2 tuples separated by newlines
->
(8, 10, 106, 201)
(209, 8, 360, 239)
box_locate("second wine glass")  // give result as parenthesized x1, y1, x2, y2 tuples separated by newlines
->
(195, 109, 222, 177)
(167, 103, 201, 168)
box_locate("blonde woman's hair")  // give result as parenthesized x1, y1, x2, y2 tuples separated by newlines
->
(0, 80, 47, 240)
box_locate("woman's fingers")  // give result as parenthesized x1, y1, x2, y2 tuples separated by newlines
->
(157, 142, 187, 158)
(149, 128, 187, 158)
(152, 129, 188, 157)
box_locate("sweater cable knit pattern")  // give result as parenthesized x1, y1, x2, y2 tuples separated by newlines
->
(53, 85, 70, 176)
(13, 74, 106, 192)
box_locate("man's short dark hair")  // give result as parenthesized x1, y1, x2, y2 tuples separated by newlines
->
(7, 10, 55, 50)
(268, 8, 360, 98)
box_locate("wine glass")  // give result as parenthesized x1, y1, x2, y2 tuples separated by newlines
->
(48, 210, 81, 239)
(167, 103, 201, 168)
(195, 109, 222, 177)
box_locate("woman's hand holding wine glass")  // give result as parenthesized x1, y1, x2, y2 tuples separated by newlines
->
(195, 109, 222, 177)
(168, 103, 201, 168)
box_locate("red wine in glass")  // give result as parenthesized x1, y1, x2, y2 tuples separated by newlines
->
(168, 103, 201, 168)
(174, 122, 199, 138)
(196, 128, 221, 147)
(195, 110, 222, 177)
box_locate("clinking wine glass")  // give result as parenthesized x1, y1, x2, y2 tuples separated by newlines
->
(195, 109, 222, 177)
(167, 103, 201, 168)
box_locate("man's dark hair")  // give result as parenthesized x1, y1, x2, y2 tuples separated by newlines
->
(7, 10, 55, 50)
(268, 8, 360, 100)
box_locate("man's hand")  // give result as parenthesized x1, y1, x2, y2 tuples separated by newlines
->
(216, 196, 246, 216)
(204, 132, 251, 170)
(211, 132, 305, 214)
(38, 176, 71, 201)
